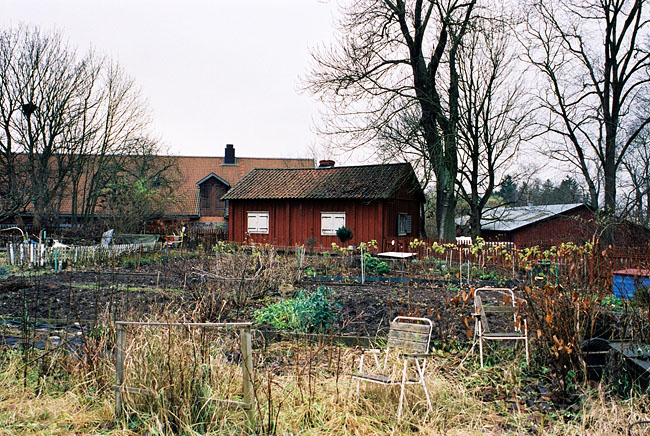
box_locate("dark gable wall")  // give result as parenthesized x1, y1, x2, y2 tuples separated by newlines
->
(199, 178, 229, 217)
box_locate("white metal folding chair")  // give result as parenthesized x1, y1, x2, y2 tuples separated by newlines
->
(353, 316, 434, 420)
(472, 287, 529, 367)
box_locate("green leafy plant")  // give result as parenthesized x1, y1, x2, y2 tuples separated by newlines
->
(304, 267, 317, 278)
(254, 286, 340, 332)
(362, 252, 390, 276)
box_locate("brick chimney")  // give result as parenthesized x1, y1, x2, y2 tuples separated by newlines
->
(318, 159, 335, 168)
(224, 144, 236, 165)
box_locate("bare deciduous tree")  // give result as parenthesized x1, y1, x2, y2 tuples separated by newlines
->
(456, 16, 533, 238)
(621, 127, 650, 226)
(0, 25, 167, 234)
(307, 0, 477, 241)
(521, 0, 650, 220)
(1, 26, 93, 232)
(68, 62, 153, 226)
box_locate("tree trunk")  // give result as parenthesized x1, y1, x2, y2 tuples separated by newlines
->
(436, 162, 457, 241)
(604, 124, 617, 215)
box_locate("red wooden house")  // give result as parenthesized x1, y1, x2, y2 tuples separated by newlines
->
(475, 203, 650, 247)
(478, 203, 596, 246)
(221, 161, 425, 248)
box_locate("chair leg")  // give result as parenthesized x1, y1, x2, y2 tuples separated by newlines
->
(479, 336, 484, 368)
(524, 320, 529, 364)
(469, 319, 479, 356)
(397, 359, 408, 421)
(524, 335, 529, 364)
(415, 359, 432, 413)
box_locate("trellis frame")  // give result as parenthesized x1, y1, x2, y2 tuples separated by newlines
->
(114, 321, 255, 427)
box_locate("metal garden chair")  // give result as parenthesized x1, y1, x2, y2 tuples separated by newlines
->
(353, 316, 434, 420)
(472, 287, 529, 367)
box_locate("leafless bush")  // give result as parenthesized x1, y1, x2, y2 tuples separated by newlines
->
(192, 245, 300, 309)
(521, 283, 610, 392)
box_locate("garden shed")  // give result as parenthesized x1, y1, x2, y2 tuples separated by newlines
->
(221, 161, 425, 249)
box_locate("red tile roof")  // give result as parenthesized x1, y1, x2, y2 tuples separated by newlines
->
(221, 163, 424, 200)
(169, 156, 313, 216)
(52, 155, 313, 217)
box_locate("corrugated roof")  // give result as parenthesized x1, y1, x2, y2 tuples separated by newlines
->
(222, 163, 423, 201)
(479, 203, 586, 232)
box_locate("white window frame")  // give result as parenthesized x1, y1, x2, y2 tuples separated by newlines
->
(398, 213, 412, 236)
(247, 211, 269, 234)
(321, 212, 346, 236)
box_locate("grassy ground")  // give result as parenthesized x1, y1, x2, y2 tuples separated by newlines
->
(1, 342, 648, 436)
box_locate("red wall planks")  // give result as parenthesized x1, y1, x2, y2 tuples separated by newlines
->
(228, 197, 422, 248)
(482, 206, 596, 246)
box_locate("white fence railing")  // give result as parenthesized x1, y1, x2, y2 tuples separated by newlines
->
(7, 241, 161, 268)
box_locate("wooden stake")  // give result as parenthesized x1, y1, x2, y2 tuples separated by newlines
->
(240, 326, 255, 428)
(115, 323, 125, 417)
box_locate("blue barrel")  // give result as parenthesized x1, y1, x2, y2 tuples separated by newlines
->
(613, 269, 650, 299)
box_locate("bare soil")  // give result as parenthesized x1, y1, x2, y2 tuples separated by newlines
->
(0, 267, 474, 342)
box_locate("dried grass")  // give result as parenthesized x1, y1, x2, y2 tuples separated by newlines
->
(1, 340, 649, 435)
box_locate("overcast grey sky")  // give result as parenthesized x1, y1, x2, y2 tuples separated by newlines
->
(1, 0, 338, 160)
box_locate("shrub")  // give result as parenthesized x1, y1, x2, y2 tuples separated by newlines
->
(521, 283, 607, 393)
(336, 226, 353, 244)
(634, 285, 650, 307)
(254, 286, 339, 333)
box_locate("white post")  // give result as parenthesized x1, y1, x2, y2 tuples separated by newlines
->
(459, 247, 462, 286)
(240, 326, 255, 428)
(9, 243, 14, 265)
(361, 245, 365, 284)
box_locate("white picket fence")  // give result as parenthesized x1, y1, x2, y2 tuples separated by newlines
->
(7, 241, 161, 269)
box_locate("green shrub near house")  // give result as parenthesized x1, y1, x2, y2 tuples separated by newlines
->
(254, 286, 339, 333)
(362, 252, 390, 276)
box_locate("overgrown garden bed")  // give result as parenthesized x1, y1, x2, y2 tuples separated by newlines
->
(0, 242, 648, 435)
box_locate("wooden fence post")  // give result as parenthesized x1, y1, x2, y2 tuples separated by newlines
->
(240, 326, 255, 428)
(115, 323, 125, 417)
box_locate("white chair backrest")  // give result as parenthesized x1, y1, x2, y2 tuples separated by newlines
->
(386, 316, 433, 354)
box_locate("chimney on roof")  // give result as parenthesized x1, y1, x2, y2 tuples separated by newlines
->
(224, 144, 236, 164)
(318, 159, 335, 168)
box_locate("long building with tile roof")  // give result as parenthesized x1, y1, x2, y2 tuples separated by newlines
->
(6, 144, 314, 229)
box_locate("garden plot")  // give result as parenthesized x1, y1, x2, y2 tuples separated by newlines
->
(0, 244, 649, 435)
